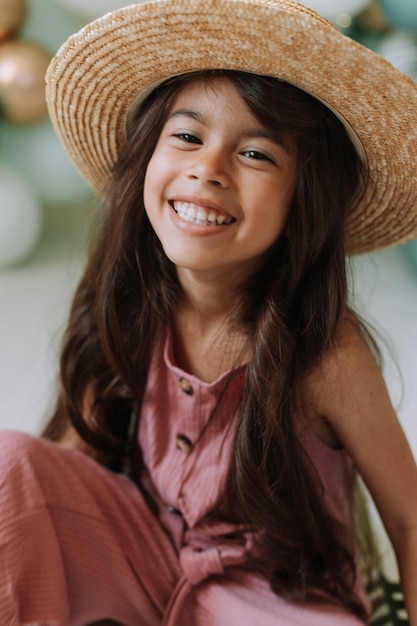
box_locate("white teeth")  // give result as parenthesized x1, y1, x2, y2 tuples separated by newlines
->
(196, 210, 207, 225)
(173, 201, 233, 226)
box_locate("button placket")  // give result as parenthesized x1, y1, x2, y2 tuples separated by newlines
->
(172, 376, 200, 517)
(175, 377, 195, 457)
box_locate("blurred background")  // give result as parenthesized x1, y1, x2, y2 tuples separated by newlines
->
(0, 0, 416, 579)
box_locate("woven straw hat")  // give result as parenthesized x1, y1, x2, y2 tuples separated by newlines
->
(45, 0, 417, 255)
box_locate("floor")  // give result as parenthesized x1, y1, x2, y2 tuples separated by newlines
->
(1, 197, 416, 581)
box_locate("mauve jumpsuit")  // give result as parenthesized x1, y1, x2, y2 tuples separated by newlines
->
(0, 328, 370, 625)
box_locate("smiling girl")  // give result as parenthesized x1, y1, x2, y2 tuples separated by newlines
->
(144, 78, 296, 280)
(1, 1, 417, 625)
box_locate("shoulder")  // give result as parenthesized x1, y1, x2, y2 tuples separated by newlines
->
(298, 315, 382, 447)
(300, 316, 417, 556)
(319, 314, 379, 387)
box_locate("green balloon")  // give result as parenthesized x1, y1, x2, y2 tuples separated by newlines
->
(378, 0, 417, 33)
(402, 239, 417, 277)
(0, 119, 92, 205)
(22, 0, 87, 54)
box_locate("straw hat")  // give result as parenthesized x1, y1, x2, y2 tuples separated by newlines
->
(45, 0, 417, 255)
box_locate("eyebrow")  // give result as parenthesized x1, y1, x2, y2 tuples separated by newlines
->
(244, 128, 291, 153)
(169, 108, 202, 122)
(168, 108, 291, 153)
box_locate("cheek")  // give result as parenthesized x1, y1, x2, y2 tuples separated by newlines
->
(263, 182, 294, 228)
(143, 171, 151, 213)
(143, 149, 172, 206)
(143, 157, 160, 217)
(272, 174, 296, 226)
(142, 154, 173, 240)
(255, 193, 294, 247)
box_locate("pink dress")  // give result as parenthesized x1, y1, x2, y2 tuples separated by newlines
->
(0, 328, 370, 625)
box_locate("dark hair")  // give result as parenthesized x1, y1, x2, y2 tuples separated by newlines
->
(43, 71, 369, 619)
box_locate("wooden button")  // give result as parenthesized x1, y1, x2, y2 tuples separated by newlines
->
(178, 377, 193, 395)
(175, 434, 193, 453)
(167, 505, 182, 515)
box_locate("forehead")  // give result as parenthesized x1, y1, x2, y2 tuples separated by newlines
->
(169, 75, 251, 113)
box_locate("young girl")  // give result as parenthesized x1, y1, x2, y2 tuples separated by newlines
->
(1, 0, 417, 624)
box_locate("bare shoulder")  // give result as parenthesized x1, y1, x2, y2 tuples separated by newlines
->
(298, 315, 380, 446)
(299, 315, 417, 541)
(305, 314, 377, 387)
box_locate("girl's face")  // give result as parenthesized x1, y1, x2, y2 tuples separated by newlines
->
(143, 76, 296, 286)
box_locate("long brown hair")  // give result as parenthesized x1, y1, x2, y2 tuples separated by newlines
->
(43, 71, 369, 619)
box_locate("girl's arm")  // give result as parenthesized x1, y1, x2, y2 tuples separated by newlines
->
(53, 386, 101, 460)
(59, 425, 100, 458)
(300, 318, 417, 624)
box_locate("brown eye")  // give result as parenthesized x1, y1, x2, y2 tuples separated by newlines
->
(174, 132, 201, 144)
(242, 149, 274, 163)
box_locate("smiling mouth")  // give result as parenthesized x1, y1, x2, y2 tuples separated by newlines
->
(172, 201, 235, 226)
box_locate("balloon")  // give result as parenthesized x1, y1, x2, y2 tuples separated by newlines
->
(52, 0, 140, 20)
(0, 0, 26, 41)
(377, 0, 417, 34)
(297, 0, 369, 23)
(21, 0, 86, 54)
(0, 119, 92, 205)
(377, 31, 417, 80)
(0, 40, 51, 125)
(0, 165, 43, 267)
(401, 239, 417, 276)
(357, 1, 390, 32)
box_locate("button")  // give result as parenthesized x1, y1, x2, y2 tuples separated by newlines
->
(175, 434, 193, 453)
(178, 377, 193, 395)
(167, 505, 182, 515)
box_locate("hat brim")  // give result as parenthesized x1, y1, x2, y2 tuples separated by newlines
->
(45, 0, 417, 255)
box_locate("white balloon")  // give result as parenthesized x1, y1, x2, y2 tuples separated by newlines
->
(54, 0, 368, 21)
(297, 0, 368, 22)
(377, 32, 417, 80)
(52, 0, 141, 19)
(0, 120, 91, 206)
(0, 166, 43, 267)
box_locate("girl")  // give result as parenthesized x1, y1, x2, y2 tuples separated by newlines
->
(1, 0, 417, 624)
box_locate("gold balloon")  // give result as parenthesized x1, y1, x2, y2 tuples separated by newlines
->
(0, 40, 51, 124)
(0, 0, 26, 41)
(358, 0, 391, 32)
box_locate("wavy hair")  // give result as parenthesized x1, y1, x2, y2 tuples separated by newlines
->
(43, 71, 369, 620)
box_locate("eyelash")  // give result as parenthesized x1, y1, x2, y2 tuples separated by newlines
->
(173, 132, 201, 144)
(172, 133, 275, 164)
(241, 150, 274, 163)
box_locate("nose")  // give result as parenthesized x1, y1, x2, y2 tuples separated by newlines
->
(187, 146, 229, 187)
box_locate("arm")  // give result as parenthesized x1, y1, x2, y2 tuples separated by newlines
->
(300, 318, 417, 624)
(56, 386, 101, 460)
(59, 424, 100, 458)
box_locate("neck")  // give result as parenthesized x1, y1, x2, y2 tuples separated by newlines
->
(171, 268, 250, 382)
(175, 265, 251, 324)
